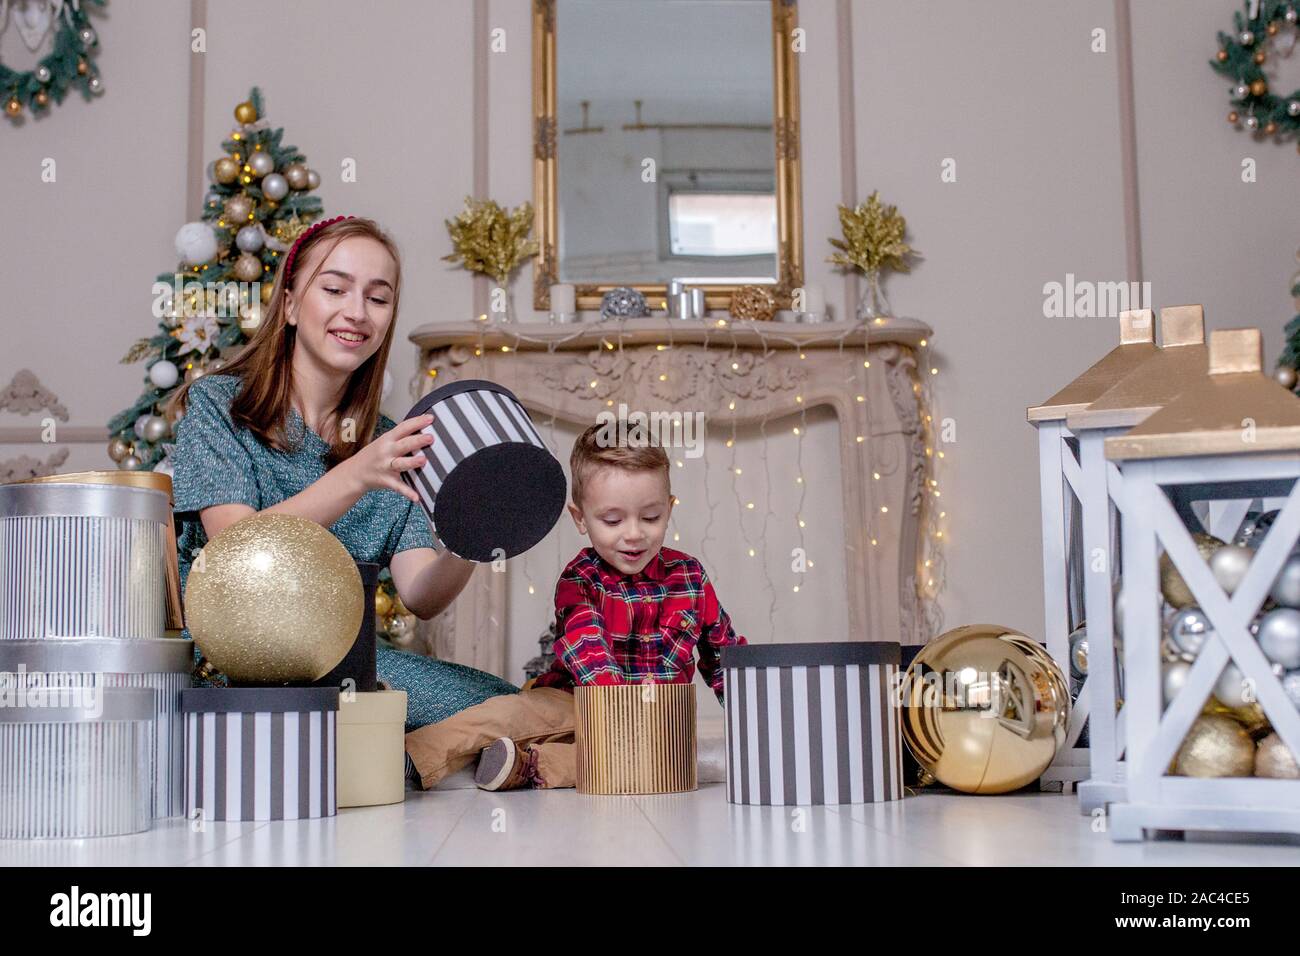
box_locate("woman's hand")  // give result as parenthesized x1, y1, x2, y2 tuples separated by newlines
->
(338, 413, 435, 503)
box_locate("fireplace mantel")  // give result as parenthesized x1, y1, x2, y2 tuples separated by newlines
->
(405, 317, 938, 677)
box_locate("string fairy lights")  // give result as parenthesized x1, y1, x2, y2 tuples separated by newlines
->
(417, 313, 944, 665)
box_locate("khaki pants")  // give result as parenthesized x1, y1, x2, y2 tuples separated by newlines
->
(405, 687, 576, 790)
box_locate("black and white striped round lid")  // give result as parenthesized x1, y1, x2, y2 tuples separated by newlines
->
(399, 379, 567, 562)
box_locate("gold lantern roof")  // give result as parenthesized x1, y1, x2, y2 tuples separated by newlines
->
(1106, 328, 1300, 461)
(1065, 305, 1208, 432)
(1027, 309, 1157, 423)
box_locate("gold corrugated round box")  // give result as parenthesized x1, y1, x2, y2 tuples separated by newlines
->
(574, 684, 697, 795)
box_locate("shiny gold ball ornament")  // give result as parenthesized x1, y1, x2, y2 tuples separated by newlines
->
(34, 90, 48, 108)
(284, 162, 310, 190)
(1174, 714, 1255, 777)
(1216, 49, 1229, 62)
(1255, 733, 1300, 778)
(1159, 532, 1225, 608)
(233, 253, 262, 282)
(107, 436, 131, 463)
(223, 195, 254, 224)
(214, 157, 239, 184)
(728, 285, 777, 322)
(260, 282, 274, 304)
(184, 513, 363, 684)
(374, 589, 393, 617)
(234, 100, 258, 125)
(5, 97, 21, 117)
(1250, 79, 1268, 97)
(901, 623, 1070, 794)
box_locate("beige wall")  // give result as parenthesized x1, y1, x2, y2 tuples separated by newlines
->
(3, 1, 1296, 681)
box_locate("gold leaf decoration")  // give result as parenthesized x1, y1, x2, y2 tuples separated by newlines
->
(442, 196, 540, 286)
(120, 338, 157, 365)
(827, 191, 920, 276)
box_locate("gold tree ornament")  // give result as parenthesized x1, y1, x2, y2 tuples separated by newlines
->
(828, 191, 920, 321)
(442, 196, 540, 286)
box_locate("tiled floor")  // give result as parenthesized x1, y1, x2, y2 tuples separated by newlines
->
(5, 784, 1300, 866)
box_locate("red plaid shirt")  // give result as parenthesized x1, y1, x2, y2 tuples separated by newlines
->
(536, 546, 745, 699)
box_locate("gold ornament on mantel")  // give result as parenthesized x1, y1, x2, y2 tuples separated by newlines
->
(827, 191, 920, 322)
(728, 284, 777, 322)
(442, 196, 540, 286)
(183, 513, 363, 685)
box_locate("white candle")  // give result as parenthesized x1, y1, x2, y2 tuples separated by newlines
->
(550, 284, 576, 314)
(801, 284, 825, 314)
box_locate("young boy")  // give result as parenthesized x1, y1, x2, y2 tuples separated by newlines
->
(402, 422, 746, 792)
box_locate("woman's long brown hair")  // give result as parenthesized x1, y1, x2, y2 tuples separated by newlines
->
(167, 216, 403, 470)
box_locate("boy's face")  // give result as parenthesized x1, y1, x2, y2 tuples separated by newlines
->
(569, 466, 673, 576)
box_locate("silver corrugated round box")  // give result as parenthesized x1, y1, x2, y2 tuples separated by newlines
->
(0, 481, 171, 641)
(0, 638, 193, 818)
(0, 686, 156, 839)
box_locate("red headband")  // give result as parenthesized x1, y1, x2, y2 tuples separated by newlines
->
(283, 215, 356, 283)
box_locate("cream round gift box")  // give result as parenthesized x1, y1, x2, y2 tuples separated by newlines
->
(399, 379, 567, 562)
(0, 481, 171, 641)
(337, 689, 407, 808)
(0, 686, 155, 839)
(182, 687, 338, 822)
(721, 642, 903, 805)
(0, 638, 193, 819)
(574, 683, 697, 795)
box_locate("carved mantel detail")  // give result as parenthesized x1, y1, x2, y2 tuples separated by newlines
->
(406, 317, 935, 678)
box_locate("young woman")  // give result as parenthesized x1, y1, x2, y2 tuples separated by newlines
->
(169, 215, 517, 732)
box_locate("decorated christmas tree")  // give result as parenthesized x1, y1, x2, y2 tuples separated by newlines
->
(108, 88, 323, 473)
(1278, 248, 1300, 395)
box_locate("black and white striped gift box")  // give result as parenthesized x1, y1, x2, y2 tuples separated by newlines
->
(400, 380, 567, 562)
(721, 642, 903, 805)
(182, 687, 338, 822)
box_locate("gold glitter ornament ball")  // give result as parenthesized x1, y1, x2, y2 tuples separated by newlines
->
(185, 513, 363, 684)
(1174, 714, 1255, 778)
(1159, 532, 1225, 609)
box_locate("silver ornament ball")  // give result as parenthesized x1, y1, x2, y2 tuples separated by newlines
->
(1290, 101, 1300, 118)
(305, 169, 321, 190)
(1214, 661, 1253, 708)
(1282, 670, 1300, 708)
(1245, 114, 1260, 130)
(118, 453, 143, 472)
(1289, 7, 1299, 23)
(261, 173, 289, 201)
(148, 360, 179, 389)
(235, 224, 264, 253)
(247, 151, 275, 177)
(1258, 607, 1300, 670)
(79, 27, 96, 44)
(1163, 660, 1192, 707)
(1210, 545, 1252, 596)
(1068, 625, 1089, 679)
(1168, 606, 1214, 658)
(35, 65, 51, 83)
(1276, 365, 1299, 389)
(1235, 83, 1251, 98)
(1240, 30, 1255, 45)
(1271, 552, 1300, 608)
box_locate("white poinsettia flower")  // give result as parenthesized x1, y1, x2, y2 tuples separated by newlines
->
(176, 313, 221, 355)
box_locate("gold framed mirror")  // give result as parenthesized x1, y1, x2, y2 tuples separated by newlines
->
(532, 0, 803, 312)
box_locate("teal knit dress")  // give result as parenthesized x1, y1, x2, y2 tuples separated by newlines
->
(171, 374, 518, 730)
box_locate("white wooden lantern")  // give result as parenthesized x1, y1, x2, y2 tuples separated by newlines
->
(1106, 328, 1300, 841)
(1063, 305, 1211, 813)
(1027, 308, 1156, 793)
